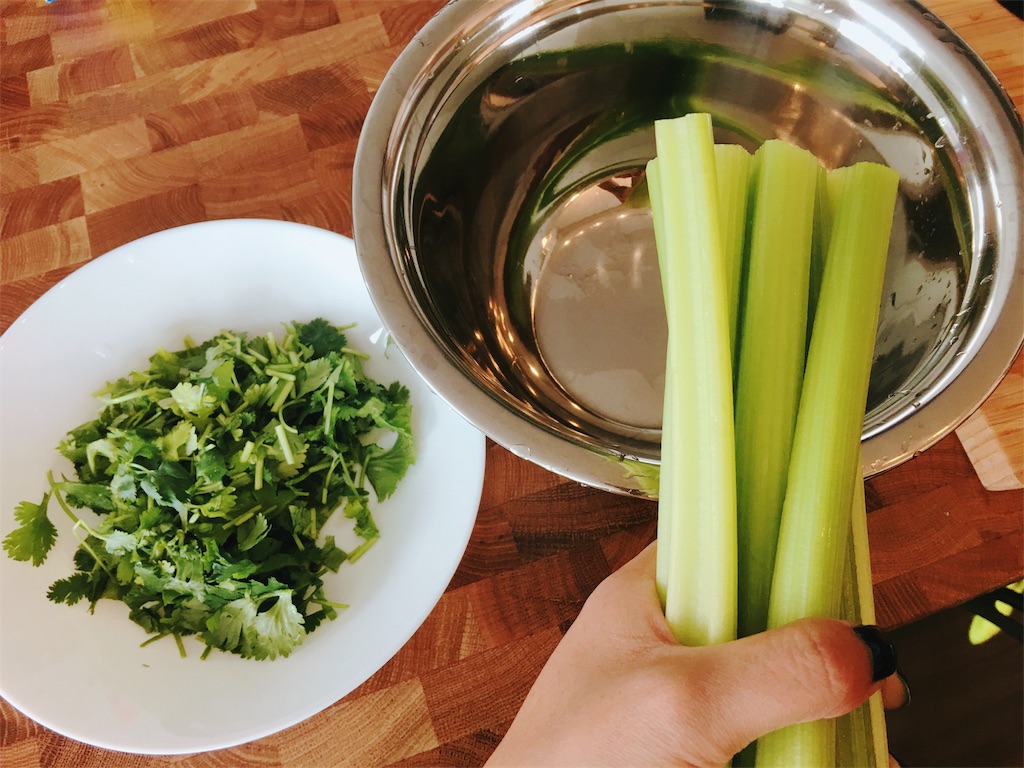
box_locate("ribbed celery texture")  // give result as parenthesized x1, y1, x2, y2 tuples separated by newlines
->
(765, 161, 898, 627)
(714, 143, 752, 358)
(835, 479, 890, 768)
(755, 161, 899, 768)
(734, 140, 820, 639)
(647, 156, 673, 605)
(651, 113, 738, 647)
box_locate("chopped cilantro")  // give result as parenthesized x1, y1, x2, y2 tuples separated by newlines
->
(3, 495, 56, 566)
(5, 319, 414, 660)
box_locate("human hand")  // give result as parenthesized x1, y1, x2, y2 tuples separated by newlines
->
(486, 542, 908, 767)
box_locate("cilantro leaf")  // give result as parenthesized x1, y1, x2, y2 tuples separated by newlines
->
(204, 589, 305, 660)
(296, 318, 347, 358)
(58, 481, 115, 512)
(248, 591, 306, 660)
(3, 494, 56, 566)
(47, 572, 93, 605)
(365, 433, 416, 501)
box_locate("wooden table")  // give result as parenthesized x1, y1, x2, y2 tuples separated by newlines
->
(1, 1, 1021, 765)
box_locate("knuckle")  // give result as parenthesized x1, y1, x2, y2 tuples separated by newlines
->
(784, 618, 868, 717)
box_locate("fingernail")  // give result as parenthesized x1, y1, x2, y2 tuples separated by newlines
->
(895, 666, 912, 707)
(852, 624, 899, 682)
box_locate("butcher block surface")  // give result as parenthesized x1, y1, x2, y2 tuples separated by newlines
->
(1, 0, 1021, 765)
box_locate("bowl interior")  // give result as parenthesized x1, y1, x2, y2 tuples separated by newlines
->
(357, 0, 1023, 493)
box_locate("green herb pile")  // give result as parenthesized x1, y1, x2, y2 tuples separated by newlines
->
(3, 318, 414, 660)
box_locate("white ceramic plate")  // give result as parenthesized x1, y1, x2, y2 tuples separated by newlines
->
(0, 220, 486, 755)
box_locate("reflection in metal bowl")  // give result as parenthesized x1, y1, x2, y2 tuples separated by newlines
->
(354, 0, 1023, 495)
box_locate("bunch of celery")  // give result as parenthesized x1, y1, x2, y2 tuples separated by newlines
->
(648, 113, 899, 766)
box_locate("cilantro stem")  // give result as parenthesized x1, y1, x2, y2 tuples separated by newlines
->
(275, 424, 295, 465)
(271, 379, 294, 414)
(311, 597, 350, 610)
(225, 505, 262, 528)
(295, 461, 331, 481)
(266, 367, 296, 382)
(238, 356, 266, 377)
(97, 387, 165, 406)
(337, 455, 358, 493)
(324, 377, 337, 436)
(346, 535, 379, 563)
(69, 521, 115, 579)
(45, 472, 84, 526)
(321, 455, 340, 505)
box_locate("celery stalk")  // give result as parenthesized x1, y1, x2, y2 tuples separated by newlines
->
(836, 479, 880, 767)
(766, 162, 898, 625)
(734, 140, 820, 638)
(647, 156, 673, 605)
(836, 477, 889, 768)
(851, 478, 891, 767)
(807, 165, 831, 344)
(714, 143, 752, 358)
(755, 162, 899, 767)
(652, 113, 738, 646)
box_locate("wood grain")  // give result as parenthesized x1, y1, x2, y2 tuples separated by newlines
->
(0, 1, 1022, 766)
(957, 350, 1024, 490)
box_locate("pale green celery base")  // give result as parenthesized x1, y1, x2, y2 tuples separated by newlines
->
(756, 718, 836, 768)
(734, 140, 820, 639)
(652, 114, 737, 647)
(766, 162, 899, 628)
(756, 163, 898, 767)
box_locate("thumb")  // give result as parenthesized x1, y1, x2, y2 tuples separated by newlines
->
(684, 617, 897, 762)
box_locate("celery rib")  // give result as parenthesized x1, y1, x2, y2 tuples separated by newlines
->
(652, 113, 737, 647)
(766, 162, 899, 628)
(755, 162, 899, 768)
(714, 143, 753, 359)
(647, 157, 673, 606)
(733, 139, 820, 639)
(850, 478, 891, 768)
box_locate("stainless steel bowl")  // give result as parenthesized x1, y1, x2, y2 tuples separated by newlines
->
(353, 0, 1023, 496)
